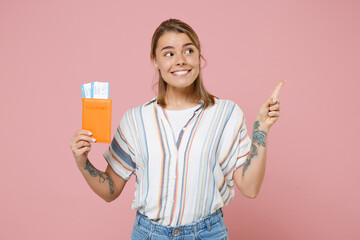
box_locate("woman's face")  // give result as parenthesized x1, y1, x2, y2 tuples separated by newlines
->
(154, 32, 200, 90)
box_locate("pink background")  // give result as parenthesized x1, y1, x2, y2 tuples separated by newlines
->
(1, 0, 359, 239)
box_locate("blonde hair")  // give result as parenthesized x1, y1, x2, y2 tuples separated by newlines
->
(150, 19, 215, 109)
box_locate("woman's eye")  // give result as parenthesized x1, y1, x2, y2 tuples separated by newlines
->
(185, 49, 193, 54)
(165, 52, 173, 57)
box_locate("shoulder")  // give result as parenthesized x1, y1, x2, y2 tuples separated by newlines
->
(212, 98, 245, 117)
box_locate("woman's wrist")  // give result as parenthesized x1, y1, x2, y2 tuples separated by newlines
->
(76, 157, 88, 170)
(254, 120, 270, 133)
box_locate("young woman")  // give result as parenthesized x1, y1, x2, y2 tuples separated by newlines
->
(70, 19, 284, 240)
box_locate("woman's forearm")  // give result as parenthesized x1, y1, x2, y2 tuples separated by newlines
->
(78, 159, 116, 202)
(236, 120, 269, 198)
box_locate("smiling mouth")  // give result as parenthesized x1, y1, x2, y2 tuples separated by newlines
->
(171, 69, 192, 76)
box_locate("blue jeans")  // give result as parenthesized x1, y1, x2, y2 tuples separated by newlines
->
(131, 209, 228, 240)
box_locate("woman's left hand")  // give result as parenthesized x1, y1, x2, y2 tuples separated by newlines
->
(256, 80, 286, 131)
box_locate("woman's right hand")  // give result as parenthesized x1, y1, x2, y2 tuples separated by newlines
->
(69, 130, 96, 167)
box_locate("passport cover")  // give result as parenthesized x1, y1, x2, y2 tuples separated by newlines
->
(82, 98, 112, 143)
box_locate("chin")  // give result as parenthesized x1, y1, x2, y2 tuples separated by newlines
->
(168, 80, 196, 89)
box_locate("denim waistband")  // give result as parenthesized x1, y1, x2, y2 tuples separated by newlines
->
(135, 209, 223, 237)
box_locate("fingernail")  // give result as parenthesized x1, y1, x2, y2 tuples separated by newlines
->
(88, 131, 93, 136)
(272, 98, 277, 103)
(92, 138, 96, 142)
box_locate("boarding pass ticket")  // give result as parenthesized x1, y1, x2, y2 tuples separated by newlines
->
(81, 82, 109, 99)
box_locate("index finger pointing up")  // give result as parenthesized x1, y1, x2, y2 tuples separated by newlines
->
(270, 80, 286, 99)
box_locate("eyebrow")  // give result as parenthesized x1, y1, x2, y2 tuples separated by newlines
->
(160, 42, 195, 51)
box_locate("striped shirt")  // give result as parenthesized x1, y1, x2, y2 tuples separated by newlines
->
(104, 98, 251, 226)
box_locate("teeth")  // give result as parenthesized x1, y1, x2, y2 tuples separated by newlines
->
(172, 70, 189, 76)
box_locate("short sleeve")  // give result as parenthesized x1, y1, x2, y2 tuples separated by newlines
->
(217, 102, 251, 178)
(234, 113, 251, 170)
(103, 110, 136, 180)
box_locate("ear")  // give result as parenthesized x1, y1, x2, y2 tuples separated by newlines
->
(153, 59, 159, 69)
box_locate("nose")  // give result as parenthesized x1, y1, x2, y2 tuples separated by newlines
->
(176, 54, 187, 66)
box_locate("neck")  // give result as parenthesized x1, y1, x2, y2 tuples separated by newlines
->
(164, 85, 200, 110)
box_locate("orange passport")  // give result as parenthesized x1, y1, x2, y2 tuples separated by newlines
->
(82, 98, 112, 143)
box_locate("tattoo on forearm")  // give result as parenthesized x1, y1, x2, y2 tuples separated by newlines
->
(242, 121, 267, 176)
(243, 143, 258, 176)
(84, 159, 115, 194)
(252, 121, 266, 147)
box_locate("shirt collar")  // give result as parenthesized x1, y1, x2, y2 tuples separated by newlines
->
(145, 97, 205, 111)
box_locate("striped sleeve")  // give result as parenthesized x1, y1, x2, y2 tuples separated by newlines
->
(217, 102, 251, 179)
(235, 113, 251, 170)
(103, 110, 136, 180)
